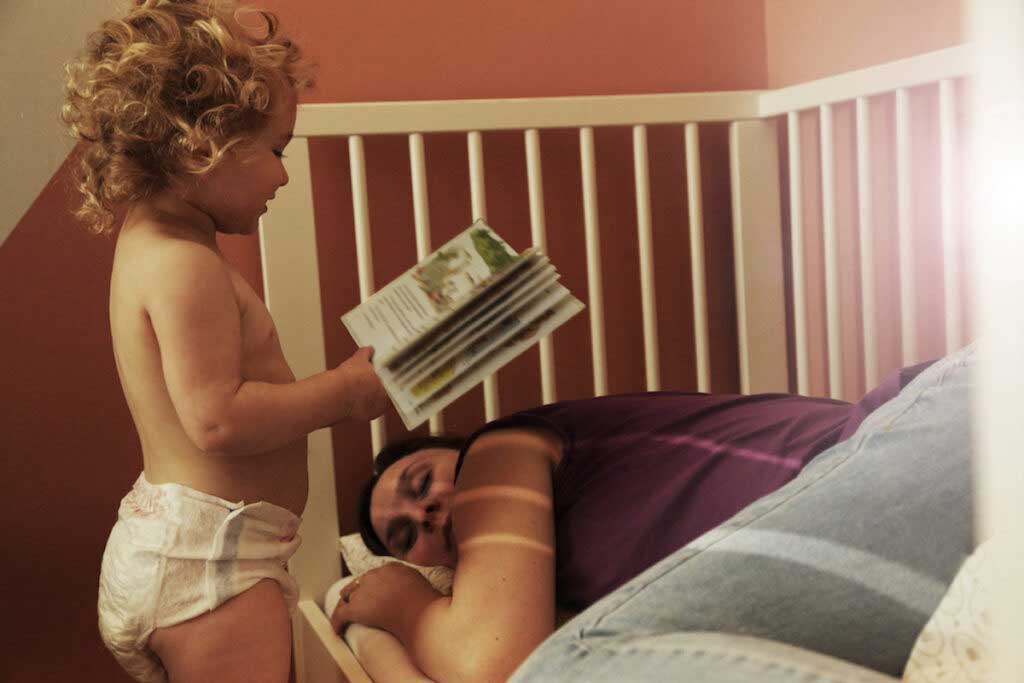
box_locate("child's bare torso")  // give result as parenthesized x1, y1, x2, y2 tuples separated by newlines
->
(111, 207, 307, 515)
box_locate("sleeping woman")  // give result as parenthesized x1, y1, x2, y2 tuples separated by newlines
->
(329, 360, 942, 683)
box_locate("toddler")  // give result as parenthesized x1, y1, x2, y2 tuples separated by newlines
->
(61, 2, 387, 681)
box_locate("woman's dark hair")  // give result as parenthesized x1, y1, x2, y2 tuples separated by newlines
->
(357, 434, 466, 556)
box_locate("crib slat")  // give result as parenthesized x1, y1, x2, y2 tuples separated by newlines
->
(729, 119, 789, 394)
(261, 140, 348, 682)
(525, 130, 549, 255)
(895, 88, 918, 364)
(632, 125, 661, 391)
(939, 79, 962, 353)
(819, 104, 844, 400)
(467, 131, 488, 221)
(685, 123, 711, 393)
(525, 129, 556, 404)
(408, 133, 444, 435)
(260, 138, 341, 614)
(855, 97, 880, 390)
(349, 138, 375, 320)
(349, 136, 386, 451)
(579, 127, 609, 397)
(467, 131, 499, 420)
(409, 134, 433, 263)
(295, 602, 368, 683)
(787, 112, 810, 395)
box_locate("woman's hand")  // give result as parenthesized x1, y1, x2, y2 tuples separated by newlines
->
(330, 563, 441, 636)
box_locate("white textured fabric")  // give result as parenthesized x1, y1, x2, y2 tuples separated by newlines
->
(339, 532, 453, 595)
(98, 474, 301, 683)
(902, 541, 991, 683)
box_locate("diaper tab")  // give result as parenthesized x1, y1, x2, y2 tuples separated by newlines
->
(205, 501, 302, 612)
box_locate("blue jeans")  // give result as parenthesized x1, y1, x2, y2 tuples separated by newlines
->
(512, 345, 976, 682)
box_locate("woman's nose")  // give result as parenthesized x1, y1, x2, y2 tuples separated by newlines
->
(418, 502, 441, 530)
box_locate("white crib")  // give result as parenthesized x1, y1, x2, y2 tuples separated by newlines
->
(259, 24, 1024, 682)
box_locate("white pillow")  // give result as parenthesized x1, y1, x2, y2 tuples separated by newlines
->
(330, 534, 580, 629)
(902, 540, 992, 683)
(339, 533, 454, 595)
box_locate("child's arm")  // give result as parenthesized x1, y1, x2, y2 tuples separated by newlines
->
(146, 238, 387, 456)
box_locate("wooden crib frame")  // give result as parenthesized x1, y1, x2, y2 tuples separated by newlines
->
(258, 39, 1022, 682)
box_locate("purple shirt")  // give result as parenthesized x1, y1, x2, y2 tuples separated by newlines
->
(454, 369, 927, 609)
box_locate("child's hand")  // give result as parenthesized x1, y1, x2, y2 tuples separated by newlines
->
(337, 347, 389, 421)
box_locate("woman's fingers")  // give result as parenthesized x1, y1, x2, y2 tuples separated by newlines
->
(331, 578, 362, 632)
(342, 577, 362, 603)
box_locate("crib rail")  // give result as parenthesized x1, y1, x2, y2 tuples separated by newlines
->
(294, 91, 760, 137)
(274, 43, 971, 418)
(259, 45, 975, 683)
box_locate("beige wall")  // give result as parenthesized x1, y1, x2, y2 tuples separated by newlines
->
(0, 0, 122, 244)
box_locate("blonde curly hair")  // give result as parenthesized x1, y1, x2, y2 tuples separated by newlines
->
(62, 0, 313, 235)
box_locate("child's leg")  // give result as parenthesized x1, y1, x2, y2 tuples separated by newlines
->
(149, 579, 291, 683)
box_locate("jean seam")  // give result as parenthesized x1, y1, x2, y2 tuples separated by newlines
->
(567, 637, 846, 682)
(581, 351, 959, 636)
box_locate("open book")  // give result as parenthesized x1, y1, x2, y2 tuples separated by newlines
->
(341, 219, 585, 430)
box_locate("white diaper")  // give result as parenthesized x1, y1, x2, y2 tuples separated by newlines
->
(97, 474, 302, 683)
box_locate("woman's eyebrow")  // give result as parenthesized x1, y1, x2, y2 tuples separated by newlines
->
(397, 462, 426, 499)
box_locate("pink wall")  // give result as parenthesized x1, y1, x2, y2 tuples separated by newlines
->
(261, 0, 768, 101)
(0, 1, 965, 679)
(765, 0, 964, 87)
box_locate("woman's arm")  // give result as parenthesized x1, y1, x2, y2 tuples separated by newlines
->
(345, 624, 437, 683)
(333, 427, 561, 683)
(406, 428, 560, 682)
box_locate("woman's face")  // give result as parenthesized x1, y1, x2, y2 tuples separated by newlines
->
(369, 447, 460, 568)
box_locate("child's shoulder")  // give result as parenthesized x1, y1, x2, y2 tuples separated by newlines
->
(115, 207, 227, 288)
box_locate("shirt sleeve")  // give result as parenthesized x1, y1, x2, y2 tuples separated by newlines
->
(453, 409, 572, 481)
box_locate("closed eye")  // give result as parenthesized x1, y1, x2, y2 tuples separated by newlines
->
(386, 517, 417, 557)
(417, 471, 433, 499)
(396, 523, 416, 556)
(273, 150, 287, 159)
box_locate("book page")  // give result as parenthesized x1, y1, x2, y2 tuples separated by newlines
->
(390, 260, 557, 384)
(383, 250, 545, 373)
(392, 293, 585, 430)
(341, 220, 520, 362)
(385, 284, 578, 419)
(392, 266, 560, 388)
